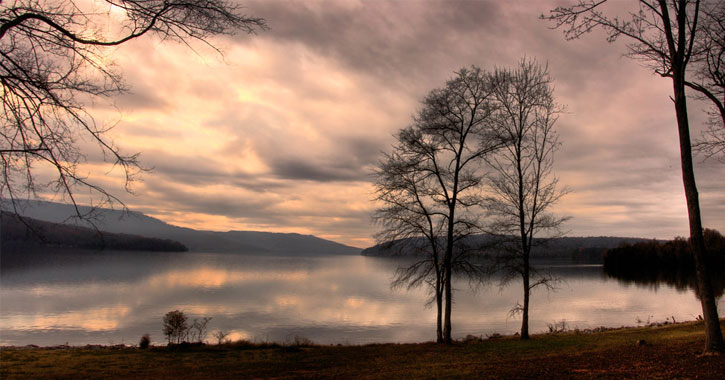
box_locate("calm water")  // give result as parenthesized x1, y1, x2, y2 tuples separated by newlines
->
(0, 250, 720, 346)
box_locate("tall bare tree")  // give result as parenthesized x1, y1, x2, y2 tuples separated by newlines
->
(374, 67, 502, 343)
(374, 148, 446, 342)
(544, 0, 724, 353)
(1, 0, 266, 218)
(484, 59, 568, 340)
(691, 1, 725, 159)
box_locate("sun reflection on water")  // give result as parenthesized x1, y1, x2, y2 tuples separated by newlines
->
(0, 253, 710, 346)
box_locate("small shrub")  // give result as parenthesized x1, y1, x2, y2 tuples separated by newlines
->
(139, 334, 150, 349)
(189, 317, 212, 343)
(547, 319, 569, 334)
(213, 330, 230, 345)
(291, 335, 313, 347)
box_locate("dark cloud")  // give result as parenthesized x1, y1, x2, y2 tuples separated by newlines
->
(200, 98, 385, 183)
(115, 87, 170, 111)
(265, 135, 381, 182)
(143, 180, 272, 216)
(242, 0, 505, 88)
(119, 123, 184, 139)
(141, 150, 290, 192)
(268, 158, 359, 182)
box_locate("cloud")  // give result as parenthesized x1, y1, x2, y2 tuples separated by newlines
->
(242, 1, 504, 86)
(54, 0, 723, 247)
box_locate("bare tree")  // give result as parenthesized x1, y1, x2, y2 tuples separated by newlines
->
(213, 329, 230, 345)
(0, 0, 266, 219)
(484, 59, 568, 340)
(544, 0, 724, 353)
(374, 151, 447, 342)
(374, 67, 502, 343)
(189, 317, 212, 343)
(691, 2, 725, 159)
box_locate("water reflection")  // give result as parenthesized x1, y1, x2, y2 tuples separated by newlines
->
(604, 263, 725, 300)
(0, 251, 716, 346)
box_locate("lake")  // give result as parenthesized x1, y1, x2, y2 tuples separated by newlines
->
(0, 250, 720, 346)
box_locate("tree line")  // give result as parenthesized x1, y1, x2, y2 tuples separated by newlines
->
(604, 229, 725, 299)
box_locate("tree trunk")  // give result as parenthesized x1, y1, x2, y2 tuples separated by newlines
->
(443, 205, 454, 344)
(672, 68, 724, 353)
(436, 278, 443, 343)
(443, 253, 453, 344)
(521, 254, 530, 340)
(442, 188, 457, 344)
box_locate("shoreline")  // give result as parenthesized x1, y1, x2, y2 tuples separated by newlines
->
(3, 320, 724, 379)
(0, 317, 696, 351)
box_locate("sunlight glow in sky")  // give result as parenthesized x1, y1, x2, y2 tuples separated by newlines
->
(64, 0, 724, 247)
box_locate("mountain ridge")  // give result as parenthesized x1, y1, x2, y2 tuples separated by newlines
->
(1, 199, 361, 255)
(1, 212, 188, 252)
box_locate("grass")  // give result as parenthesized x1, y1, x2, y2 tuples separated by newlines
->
(2, 320, 724, 379)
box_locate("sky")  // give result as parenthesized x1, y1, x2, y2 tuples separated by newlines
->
(69, 0, 724, 248)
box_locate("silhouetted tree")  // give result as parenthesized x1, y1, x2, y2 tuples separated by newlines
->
(213, 330, 230, 345)
(690, 2, 725, 159)
(374, 67, 502, 343)
(1, 0, 266, 219)
(484, 59, 568, 340)
(189, 317, 212, 343)
(139, 333, 151, 349)
(374, 153, 446, 342)
(163, 310, 189, 344)
(544, 0, 724, 353)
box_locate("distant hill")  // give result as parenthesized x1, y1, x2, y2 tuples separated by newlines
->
(362, 235, 656, 261)
(1, 212, 188, 252)
(1, 199, 361, 255)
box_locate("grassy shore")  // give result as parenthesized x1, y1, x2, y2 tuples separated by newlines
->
(2, 320, 724, 379)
